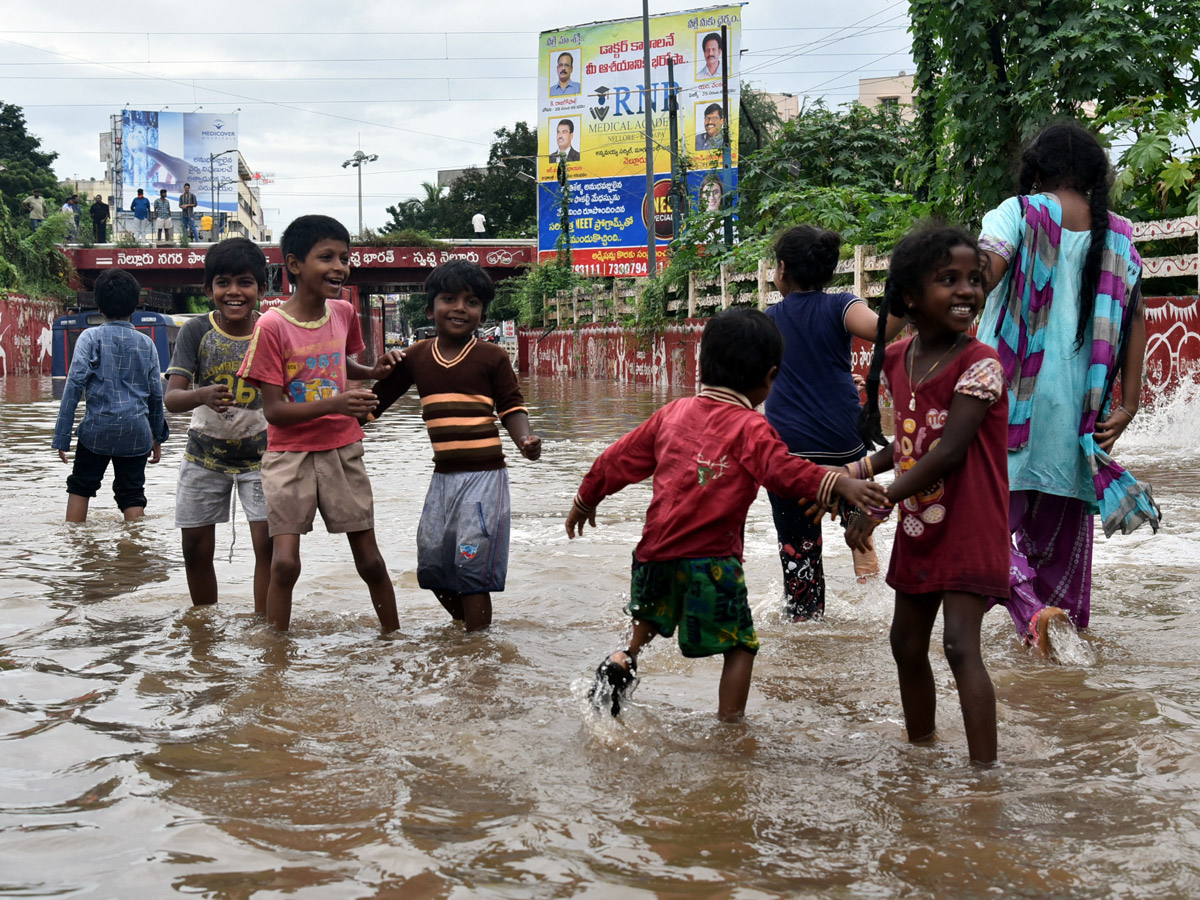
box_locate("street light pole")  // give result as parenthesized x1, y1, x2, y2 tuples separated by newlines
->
(341, 149, 379, 240)
(208, 148, 237, 240)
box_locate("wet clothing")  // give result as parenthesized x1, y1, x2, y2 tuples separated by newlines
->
(764, 289, 869, 618)
(52, 320, 169, 458)
(417, 468, 511, 594)
(66, 445, 149, 511)
(370, 337, 527, 473)
(174, 460, 266, 529)
(880, 337, 1010, 598)
(979, 193, 1157, 637)
(167, 311, 267, 475)
(574, 386, 830, 564)
(260, 442, 374, 536)
(627, 554, 759, 658)
(238, 299, 366, 452)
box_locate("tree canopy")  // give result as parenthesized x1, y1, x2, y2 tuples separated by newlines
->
(0, 102, 62, 220)
(382, 121, 537, 239)
(908, 0, 1200, 224)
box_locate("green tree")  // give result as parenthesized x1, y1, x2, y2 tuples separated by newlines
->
(908, 0, 1200, 225)
(0, 102, 62, 221)
(382, 121, 537, 239)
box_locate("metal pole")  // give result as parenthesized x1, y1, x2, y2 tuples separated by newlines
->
(357, 161, 364, 240)
(641, 0, 656, 278)
(209, 155, 215, 238)
(720, 24, 733, 248)
(667, 57, 681, 238)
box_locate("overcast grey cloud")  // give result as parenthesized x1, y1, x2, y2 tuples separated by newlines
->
(1, 0, 913, 236)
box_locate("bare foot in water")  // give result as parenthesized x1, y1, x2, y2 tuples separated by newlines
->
(1035, 607, 1070, 658)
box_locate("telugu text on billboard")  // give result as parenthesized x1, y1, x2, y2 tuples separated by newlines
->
(121, 111, 239, 212)
(537, 5, 741, 277)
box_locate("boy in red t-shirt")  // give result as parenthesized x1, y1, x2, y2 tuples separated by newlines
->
(566, 309, 888, 721)
(238, 214, 401, 632)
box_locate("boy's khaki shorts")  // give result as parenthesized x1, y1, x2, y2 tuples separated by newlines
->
(260, 442, 374, 536)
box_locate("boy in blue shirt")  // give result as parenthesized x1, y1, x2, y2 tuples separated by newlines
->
(52, 268, 169, 522)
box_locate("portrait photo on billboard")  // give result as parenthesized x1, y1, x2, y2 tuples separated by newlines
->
(694, 100, 726, 152)
(549, 49, 582, 98)
(548, 115, 581, 163)
(696, 30, 723, 81)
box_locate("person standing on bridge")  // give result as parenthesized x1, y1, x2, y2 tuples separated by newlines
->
(130, 189, 151, 242)
(90, 194, 110, 244)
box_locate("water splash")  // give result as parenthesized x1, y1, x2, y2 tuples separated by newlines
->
(1047, 615, 1097, 667)
(1120, 375, 1200, 460)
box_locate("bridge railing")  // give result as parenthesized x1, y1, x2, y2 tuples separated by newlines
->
(544, 215, 1200, 325)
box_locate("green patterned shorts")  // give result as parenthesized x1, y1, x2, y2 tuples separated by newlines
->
(626, 554, 760, 658)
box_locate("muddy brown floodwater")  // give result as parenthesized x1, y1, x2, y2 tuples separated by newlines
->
(2, 372, 1199, 898)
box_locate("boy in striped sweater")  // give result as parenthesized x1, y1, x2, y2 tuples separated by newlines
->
(370, 260, 541, 631)
(566, 309, 888, 721)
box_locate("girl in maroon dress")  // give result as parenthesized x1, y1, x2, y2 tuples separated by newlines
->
(849, 226, 1010, 766)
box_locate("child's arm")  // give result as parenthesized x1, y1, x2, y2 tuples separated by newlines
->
(52, 333, 96, 459)
(885, 394, 990, 505)
(564, 408, 662, 538)
(146, 356, 169, 458)
(346, 348, 405, 384)
(501, 410, 541, 461)
(258, 381, 379, 426)
(164, 373, 234, 414)
(1094, 300, 1146, 453)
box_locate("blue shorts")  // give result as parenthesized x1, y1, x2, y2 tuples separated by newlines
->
(417, 469, 510, 594)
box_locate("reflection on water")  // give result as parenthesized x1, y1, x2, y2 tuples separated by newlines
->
(2, 372, 1200, 897)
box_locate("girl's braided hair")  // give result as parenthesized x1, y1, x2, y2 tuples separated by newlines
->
(858, 224, 983, 450)
(1017, 121, 1113, 348)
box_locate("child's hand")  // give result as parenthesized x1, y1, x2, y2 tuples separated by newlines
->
(845, 513, 878, 552)
(335, 388, 379, 417)
(835, 475, 890, 511)
(57, 449, 69, 464)
(565, 503, 596, 538)
(203, 383, 235, 412)
(368, 349, 406, 381)
(519, 434, 541, 461)
(149, 442, 162, 465)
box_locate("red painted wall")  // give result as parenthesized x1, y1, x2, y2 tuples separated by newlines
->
(0, 294, 61, 376)
(519, 296, 1200, 406)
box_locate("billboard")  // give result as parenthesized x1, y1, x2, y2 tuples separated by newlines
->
(121, 110, 239, 212)
(537, 5, 741, 277)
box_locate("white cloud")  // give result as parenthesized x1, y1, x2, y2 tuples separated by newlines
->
(2, 0, 912, 236)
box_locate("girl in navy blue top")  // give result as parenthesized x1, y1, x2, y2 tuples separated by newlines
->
(764, 226, 906, 619)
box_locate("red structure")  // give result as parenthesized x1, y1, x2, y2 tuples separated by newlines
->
(519, 295, 1200, 407)
(62, 243, 535, 291)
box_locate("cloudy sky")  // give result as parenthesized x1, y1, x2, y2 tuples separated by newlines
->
(2, 0, 913, 237)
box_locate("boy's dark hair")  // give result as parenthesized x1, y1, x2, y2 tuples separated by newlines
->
(774, 225, 841, 290)
(424, 258, 496, 317)
(699, 308, 783, 395)
(94, 268, 142, 319)
(858, 224, 984, 449)
(1017, 120, 1112, 348)
(281, 214, 351, 263)
(204, 237, 268, 289)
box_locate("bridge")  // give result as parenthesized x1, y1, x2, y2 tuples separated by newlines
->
(61, 239, 536, 302)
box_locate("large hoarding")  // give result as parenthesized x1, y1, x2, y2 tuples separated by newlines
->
(538, 6, 740, 277)
(121, 110, 239, 212)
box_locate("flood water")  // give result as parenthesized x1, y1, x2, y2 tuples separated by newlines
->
(2, 371, 1199, 898)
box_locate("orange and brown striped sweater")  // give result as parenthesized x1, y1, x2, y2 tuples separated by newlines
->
(369, 337, 527, 473)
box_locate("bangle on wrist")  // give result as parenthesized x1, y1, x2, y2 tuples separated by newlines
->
(864, 456, 874, 479)
(1118, 404, 1137, 420)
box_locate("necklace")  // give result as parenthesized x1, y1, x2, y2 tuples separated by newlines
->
(433, 336, 476, 368)
(907, 335, 962, 411)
